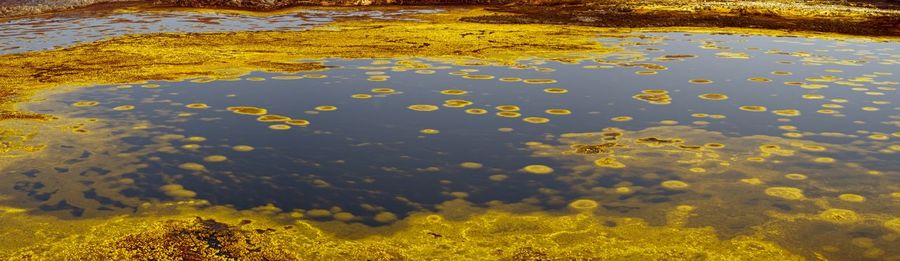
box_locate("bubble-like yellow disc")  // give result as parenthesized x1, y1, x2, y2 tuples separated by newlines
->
(463, 75, 495, 80)
(303, 74, 327, 79)
(698, 93, 728, 100)
(460, 162, 483, 169)
(113, 105, 135, 111)
(496, 111, 521, 118)
(523, 117, 550, 124)
(772, 109, 800, 117)
(568, 199, 599, 210)
(72, 101, 99, 107)
(784, 173, 807, 180)
(269, 124, 291, 130)
(764, 187, 805, 200)
(227, 106, 267, 115)
(232, 145, 255, 152)
(440, 89, 468, 95)
(371, 88, 395, 93)
(838, 194, 865, 202)
(408, 104, 440, 112)
(739, 106, 767, 112)
(522, 165, 554, 174)
(661, 180, 689, 189)
(374, 212, 397, 223)
(611, 116, 632, 122)
(185, 103, 209, 109)
(286, 119, 310, 126)
(257, 115, 291, 122)
(545, 109, 571, 115)
(315, 105, 337, 111)
(524, 79, 557, 84)
(543, 88, 568, 94)
(594, 157, 625, 168)
(443, 100, 473, 108)
(771, 71, 792, 76)
(178, 162, 207, 172)
(496, 105, 520, 112)
(203, 155, 228, 163)
(465, 108, 487, 115)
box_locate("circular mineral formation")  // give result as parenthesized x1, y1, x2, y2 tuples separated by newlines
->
(568, 199, 599, 210)
(764, 187, 805, 200)
(522, 165, 554, 174)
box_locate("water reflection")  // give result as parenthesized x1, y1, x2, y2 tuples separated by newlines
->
(0, 8, 440, 54)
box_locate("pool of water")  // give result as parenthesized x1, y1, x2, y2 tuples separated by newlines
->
(1, 10, 899, 259)
(0, 8, 440, 54)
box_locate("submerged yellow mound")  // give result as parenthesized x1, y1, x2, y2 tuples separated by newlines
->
(0, 8, 613, 120)
(0, 200, 800, 260)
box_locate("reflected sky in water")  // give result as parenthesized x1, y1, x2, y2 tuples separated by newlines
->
(0, 8, 440, 54)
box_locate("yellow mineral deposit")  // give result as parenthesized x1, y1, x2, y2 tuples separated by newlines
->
(440, 89, 467, 95)
(256, 115, 291, 122)
(495, 105, 520, 112)
(522, 164, 554, 174)
(408, 104, 440, 112)
(633, 90, 671, 105)
(185, 103, 209, 109)
(314, 105, 337, 111)
(764, 187, 805, 200)
(371, 88, 395, 93)
(568, 199, 599, 210)
(689, 79, 713, 84)
(420, 128, 440, 134)
(594, 157, 626, 168)
(661, 180, 690, 189)
(522, 117, 550, 124)
(178, 162, 207, 172)
(443, 99, 473, 108)
(739, 105, 768, 112)
(462, 75, 495, 80)
(112, 105, 135, 111)
(698, 93, 728, 101)
(232, 145, 255, 152)
(269, 124, 291, 130)
(496, 111, 521, 118)
(465, 108, 487, 115)
(286, 119, 310, 126)
(611, 116, 633, 122)
(203, 155, 228, 163)
(227, 106, 268, 115)
(545, 109, 572, 115)
(837, 194, 865, 203)
(523, 79, 557, 84)
(72, 101, 99, 107)
(460, 162, 483, 169)
(543, 88, 569, 94)
(784, 173, 808, 180)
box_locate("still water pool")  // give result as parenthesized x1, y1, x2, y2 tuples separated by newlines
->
(1, 11, 898, 259)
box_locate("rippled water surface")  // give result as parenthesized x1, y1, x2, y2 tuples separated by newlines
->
(1, 9, 899, 259)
